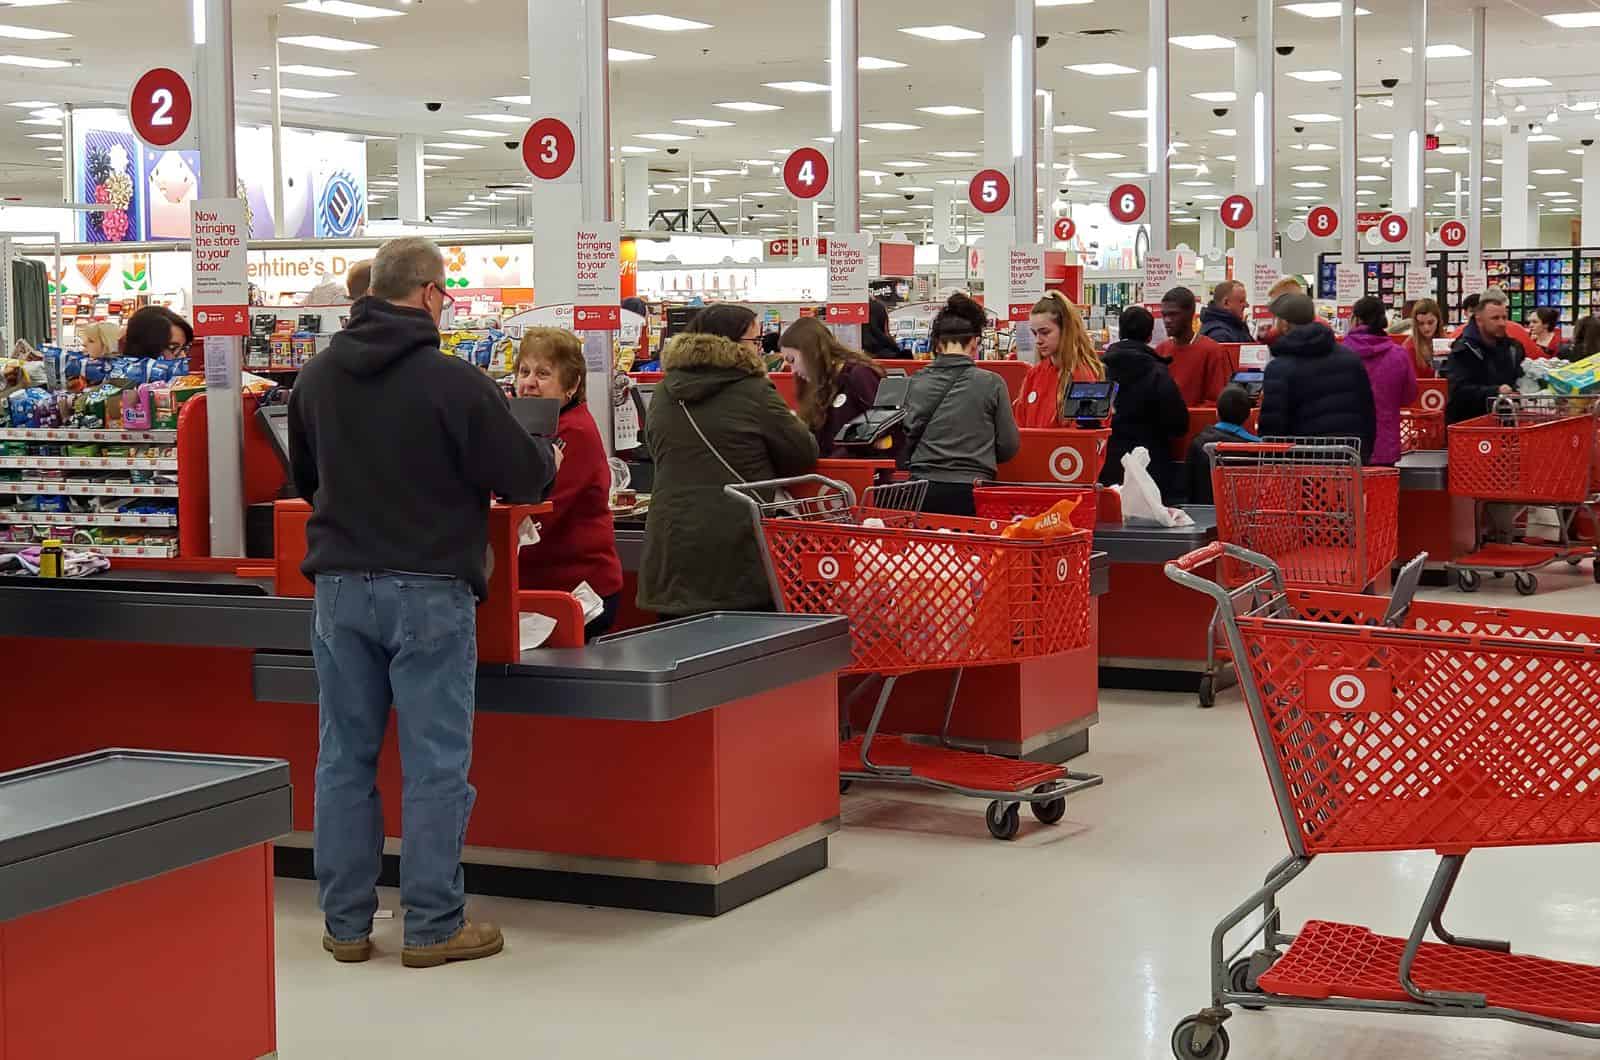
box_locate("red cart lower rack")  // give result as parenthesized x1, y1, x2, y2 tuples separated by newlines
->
(1162, 541, 1600, 1059)
(728, 476, 1103, 840)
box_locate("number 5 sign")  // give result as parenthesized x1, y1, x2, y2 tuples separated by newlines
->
(970, 169, 1011, 214)
(129, 68, 193, 149)
(522, 116, 579, 183)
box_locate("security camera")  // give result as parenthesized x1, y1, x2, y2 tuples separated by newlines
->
(904, 193, 915, 201)
(666, 147, 680, 155)
(1213, 107, 1229, 118)
(894, 170, 906, 178)
(1294, 124, 1306, 134)
(1276, 45, 1295, 57)
(425, 101, 443, 112)
(504, 141, 519, 150)
(1381, 77, 1399, 90)
(1036, 35, 1050, 50)
(1584, 138, 1596, 147)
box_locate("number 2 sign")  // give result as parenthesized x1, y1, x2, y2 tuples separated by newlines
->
(522, 116, 578, 182)
(129, 68, 193, 148)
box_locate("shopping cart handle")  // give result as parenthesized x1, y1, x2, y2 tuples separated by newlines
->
(1169, 542, 1226, 572)
(1211, 442, 1296, 454)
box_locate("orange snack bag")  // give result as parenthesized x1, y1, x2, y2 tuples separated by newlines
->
(1000, 497, 1083, 540)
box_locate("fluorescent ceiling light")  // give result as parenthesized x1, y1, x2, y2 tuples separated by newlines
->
(0, 0, 70, 6)
(1191, 194, 1223, 201)
(672, 117, 734, 127)
(857, 55, 906, 69)
(715, 101, 781, 112)
(610, 14, 710, 31)
(899, 25, 984, 41)
(697, 168, 741, 176)
(884, 160, 927, 167)
(26, 131, 61, 139)
(636, 132, 694, 141)
(932, 150, 978, 158)
(1291, 164, 1330, 172)
(1063, 179, 1099, 187)
(493, 95, 532, 105)
(1289, 112, 1340, 123)
(286, 0, 403, 18)
(1287, 69, 1341, 83)
(763, 80, 830, 93)
(1282, 3, 1371, 17)
(1080, 151, 1124, 160)
(918, 104, 981, 116)
(863, 192, 898, 200)
(253, 87, 337, 99)
(1178, 180, 1214, 187)
(1293, 195, 1321, 201)
(18, 116, 58, 125)
(1053, 123, 1096, 134)
(1190, 91, 1236, 103)
(468, 113, 528, 125)
(421, 154, 460, 161)
(0, 54, 69, 67)
(1355, 174, 1385, 182)
(428, 142, 485, 150)
(618, 145, 656, 154)
(279, 34, 377, 51)
(1423, 166, 1450, 174)
(1436, 145, 1469, 155)
(442, 129, 500, 138)
(1067, 63, 1138, 76)
(1545, 12, 1600, 29)
(5, 100, 55, 107)
(421, 164, 445, 171)
(1210, 128, 1236, 136)
(900, 186, 933, 192)
(1496, 77, 1551, 88)
(1110, 109, 1147, 119)
(37, 145, 60, 151)
(0, 23, 68, 39)
(1107, 170, 1146, 179)
(1170, 34, 1235, 50)
(863, 121, 921, 131)
(1534, 168, 1568, 175)
(1529, 134, 1560, 142)
(1401, 44, 1471, 58)
(609, 48, 654, 61)
(273, 63, 355, 77)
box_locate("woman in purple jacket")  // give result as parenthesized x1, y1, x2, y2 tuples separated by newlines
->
(781, 316, 897, 459)
(1345, 297, 1419, 466)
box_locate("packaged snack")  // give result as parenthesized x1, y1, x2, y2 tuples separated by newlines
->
(1, 442, 26, 457)
(8, 387, 42, 427)
(148, 384, 178, 430)
(34, 495, 69, 513)
(71, 528, 103, 545)
(245, 338, 271, 371)
(65, 444, 100, 459)
(270, 337, 292, 369)
(121, 384, 153, 430)
(292, 334, 316, 367)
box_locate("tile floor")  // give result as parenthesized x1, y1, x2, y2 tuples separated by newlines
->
(272, 571, 1600, 1059)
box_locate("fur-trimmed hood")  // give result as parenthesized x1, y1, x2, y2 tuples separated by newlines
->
(660, 331, 767, 404)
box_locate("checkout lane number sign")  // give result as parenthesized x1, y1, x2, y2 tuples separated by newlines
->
(129, 68, 193, 148)
(783, 148, 830, 200)
(523, 116, 578, 182)
(969, 169, 1011, 214)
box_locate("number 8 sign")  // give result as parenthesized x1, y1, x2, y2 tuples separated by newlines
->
(1108, 183, 1147, 224)
(522, 116, 578, 182)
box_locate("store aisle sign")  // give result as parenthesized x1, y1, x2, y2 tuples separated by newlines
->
(1108, 184, 1147, 225)
(827, 234, 871, 325)
(1334, 264, 1363, 305)
(572, 221, 620, 331)
(1307, 205, 1339, 240)
(1438, 220, 1467, 249)
(1219, 194, 1254, 232)
(190, 198, 248, 338)
(1007, 245, 1045, 322)
(129, 68, 193, 149)
(1404, 266, 1432, 301)
(1379, 214, 1409, 245)
(969, 169, 1011, 215)
(766, 237, 828, 260)
(782, 147, 830, 200)
(1053, 216, 1076, 242)
(523, 116, 578, 183)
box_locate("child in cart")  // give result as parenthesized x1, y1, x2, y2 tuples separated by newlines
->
(1184, 385, 1258, 505)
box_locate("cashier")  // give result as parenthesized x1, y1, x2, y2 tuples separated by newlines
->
(514, 327, 624, 640)
(121, 306, 192, 358)
(1013, 291, 1105, 428)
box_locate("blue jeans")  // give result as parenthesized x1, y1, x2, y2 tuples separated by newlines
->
(312, 571, 478, 947)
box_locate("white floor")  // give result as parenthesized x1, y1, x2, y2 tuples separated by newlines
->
(272, 570, 1600, 1060)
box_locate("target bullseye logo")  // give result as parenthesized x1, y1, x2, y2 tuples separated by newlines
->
(1056, 558, 1069, 582)
(1420, 389, 1445, 412)
(1328, 674, 1367, 710)
(1049, 445, 1085, 482)
(816, 556, 841, 581)
(1478, 440, 1492, 455)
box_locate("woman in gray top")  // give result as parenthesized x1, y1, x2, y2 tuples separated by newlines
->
(902, 293, 1021, 515)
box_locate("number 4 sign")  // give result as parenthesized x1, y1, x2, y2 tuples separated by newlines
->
(783, 147, 830, 200)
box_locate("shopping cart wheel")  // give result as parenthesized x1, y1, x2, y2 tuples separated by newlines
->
(1197, 674, 1217, 710)
(985, 801, 1021, 841)
(1030, 785, 1067, 825)
(1170, 1018, 1229, 1060)
(1455, 569, 1481, 593)
(1515, 572, 1538, 596)
(1567, 556, 1583, 567)
(839, 780, 853, 795)
(1227, 958, 1265, 1011)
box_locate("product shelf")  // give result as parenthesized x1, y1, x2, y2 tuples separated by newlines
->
(0, 456, 178, 471)
(0, 481, 180, 499)
(0, 428, 177, 444)
(0, 540, 177, 559)
(0, 511, 177, 528)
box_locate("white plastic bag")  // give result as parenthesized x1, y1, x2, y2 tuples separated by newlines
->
(1117, 447, 1195, 529)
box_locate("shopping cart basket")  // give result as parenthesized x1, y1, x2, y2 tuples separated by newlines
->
(971, 482, 1099, 532)
(727, 475, 1103, 840)
(1446, 396, 1599, 595)
(1398, 408, 1444, 453)
(1163, 541, 1600, 1059)
(1195, 439, 1400, 709)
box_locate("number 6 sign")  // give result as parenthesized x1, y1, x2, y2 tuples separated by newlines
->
(969, 169, 1011, 214)
(522, 116, 578, 182)
(1108, 183, 1147, 224)
(129, 68, 193, 148)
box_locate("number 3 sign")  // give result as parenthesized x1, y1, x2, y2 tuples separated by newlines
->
(523, 116, 578, 182)
(129, 68, 193, 148)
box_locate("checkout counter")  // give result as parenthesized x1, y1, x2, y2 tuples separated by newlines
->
(0, 749, 290, 1060)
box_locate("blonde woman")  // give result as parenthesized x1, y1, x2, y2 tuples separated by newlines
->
(1014, 290, 1105, 428)
(79, 321, 122, 359)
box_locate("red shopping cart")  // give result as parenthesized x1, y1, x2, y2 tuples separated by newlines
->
(727, 476, 1103, 840)
(971, 483, 1100, 532)
(1398, 408, 1444, 453)
(1194, 439, 1400, 708)
(1163, 541, 1600, 1059)
(1446, 396, 1599, 595)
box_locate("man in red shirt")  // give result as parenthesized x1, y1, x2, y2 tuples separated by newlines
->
(1157, 286, 1235, 405)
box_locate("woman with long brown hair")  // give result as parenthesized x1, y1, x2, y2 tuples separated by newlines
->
(780, 315, 892, 458)
(1014, 290, 1104, 428)
(1403, 297, 1443, 379)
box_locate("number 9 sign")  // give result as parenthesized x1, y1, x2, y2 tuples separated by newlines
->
(1108, 183, 1147, 224)
(1379, 213, 1409, 244)
(969, 169, 1011, 214)
(783, 147, 830, 200)
(522, 116, 578, 182)
(129, 68, 193, 148)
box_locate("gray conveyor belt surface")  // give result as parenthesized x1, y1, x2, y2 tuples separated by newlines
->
(1092, 507, 1218, 564)
(1397, 449, 1448, 491)
(0, 750, 292, 922)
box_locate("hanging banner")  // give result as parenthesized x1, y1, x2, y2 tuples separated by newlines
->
(1462, 268, 1488, 300)
(189, 198, 249, 338)
(826, 234, 870, 324)
(1007, 244, 1045, 322)
(1142, 251, 1178, 303)
(1404, 266, 1432, 301)
(1335, 264, 1364, 306)
(572, 221, 620, 331)
(1251, 258, 1283, 306)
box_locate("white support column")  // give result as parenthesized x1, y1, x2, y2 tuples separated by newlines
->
(1233, 36, 1257, 284)
(1039, 88, 1054, 245)
(529, 0, 611, 448)
(1199, 210, 1223, 263)
(397, 134, 426, 224)
(59, 104, 74, 203)
(1391, 83, 1413, 214)
(1011, 0, 1036, 247)
(268, 13, 285, 234)
(1255, 0, 1276, 262)
(830, 0, 860, 235)
(1584, 146, 1600, 247)
(798, 198, 819, 262)
(1148, 0, 1170, 258)
(623, 155, 649, 231)
(982, 1, 1012, 300)
(933, 181, 953, 246)
(1468, 5, 1485, 268)
(1409, 0, 1428, 262)
(1339, 0, 1359, 264)
(194, 0, 244, 557)
(1502, 123, 1531, 247)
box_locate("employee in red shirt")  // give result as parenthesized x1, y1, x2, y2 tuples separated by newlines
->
(1013, 291, 1105, 428)
(515, 327, 624, 641)
(1157, 286, 1234, 406)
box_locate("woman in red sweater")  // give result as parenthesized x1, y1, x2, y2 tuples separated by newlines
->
(1013, 291, 1105, 427)
(1401, 297, 1442, 379)
(515, 328, 624, 641)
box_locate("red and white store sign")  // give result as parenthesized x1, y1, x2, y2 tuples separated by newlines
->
(782, 147, 830, 200)
(826, 234, 870, 325)
(1438, 220, 1467, 248)
(190, 198, 248, 338)
(766, 237, 829, 259)
(1219, 194, 1254, 231)
(1307, 205, 1339, 239)
(1108, 184, 1147, 224)
(129, 68, 193, 149)
(522, 116, 578, 183)
(1007, 244, 1046, 322)
(1052, 216, 1076, 242)
(572, 221, 621, 330)
(969, 169, 1011, 214)
(1355, 210, 1388, 234)
(1378, 213, 1409, 245)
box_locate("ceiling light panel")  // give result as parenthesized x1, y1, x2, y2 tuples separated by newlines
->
(899, 25, 984, 41)
(1170, 35, 1235, 50)
(918, 105, 981, 116)
(0, 54, 69, 68)
(1067, 63, 1138, 76)
(763, 80, 830, 93)
(609, 14, 711, 31)
(278, 35, 377, 51)
(285, 0, 403, 18)
(672, 117, 735, 127)
(253, 87, 338, 99)
(0, 23, 67, 39)
(863, 121, 921, 131)
(467, 113, 528, 125)
(609, 48, 654, 61)
(1286, 69, 1341, 83)
(1282, 3, 1370, 16)
(715, 101, 781, 112)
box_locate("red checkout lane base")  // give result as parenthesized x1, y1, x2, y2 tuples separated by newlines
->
(1097, 561, 1217, 693)
(0, 846, 277, 1060)
(0, 640, 839, 918)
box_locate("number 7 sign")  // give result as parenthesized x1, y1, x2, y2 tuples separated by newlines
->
(1219, 194, 1254, 231)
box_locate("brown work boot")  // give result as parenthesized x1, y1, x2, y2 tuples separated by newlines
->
(401, 920, 504, 969)
(322, 935, 373, 963)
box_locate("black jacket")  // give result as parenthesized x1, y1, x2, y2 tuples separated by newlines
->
(1257, 323, 1377, 463)
(1098, 339, 1191, 503)
(1445, 320, 1522, 424)
(288, 297, 558, 599)
(1198, 305, 1253, 345)
(1184, 422, 1259, 505)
